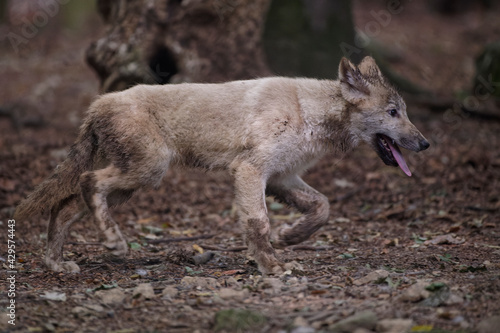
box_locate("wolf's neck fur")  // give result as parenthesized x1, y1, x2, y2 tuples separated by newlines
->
(295, 79, 357, 154)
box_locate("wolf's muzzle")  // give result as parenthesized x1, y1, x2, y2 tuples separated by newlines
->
(419, 139, 430, 151)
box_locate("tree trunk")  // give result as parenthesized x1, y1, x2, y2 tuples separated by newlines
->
(263, 0, 358, 79)
(86, 0, 271, 92)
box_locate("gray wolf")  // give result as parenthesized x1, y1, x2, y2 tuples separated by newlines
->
(14, 56, 429, 274)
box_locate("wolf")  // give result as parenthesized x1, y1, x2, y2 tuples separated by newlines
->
(14, 56, 429, 274)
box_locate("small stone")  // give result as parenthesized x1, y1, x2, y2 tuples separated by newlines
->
(444, 292, 464, 305)
(85, 303, 105, 312)
(133, 283, 155, 299)
(95, 288, 126, 305)
(162, 286, 179, 299)
(192, 251, 215, 265)
(261, 277, 285, 295)
(376, 318, 413, 333)
(329, 311, 377, 332)
(477, 315, 500, 333)
(40, 291, 67, 302)
(353, 270, 389, 286)
(399, 280, 431, 302)
(181, 276, 220, 290)
(72, 306, 90, 317)
(218, 288, 249, 300)
(223, 277, 241, 287)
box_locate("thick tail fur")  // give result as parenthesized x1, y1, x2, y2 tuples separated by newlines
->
(14, 122, 97, 220)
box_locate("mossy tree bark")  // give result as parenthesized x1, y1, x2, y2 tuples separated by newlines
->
(86, 0, 271, 92)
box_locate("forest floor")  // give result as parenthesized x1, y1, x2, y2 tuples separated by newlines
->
(0, 1, 499, 332)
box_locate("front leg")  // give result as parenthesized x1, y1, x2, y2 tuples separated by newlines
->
(267, 175, 330, 248)
(233, 162, 285, 275)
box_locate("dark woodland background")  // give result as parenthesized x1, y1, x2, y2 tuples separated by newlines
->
(0, 0, 499, 332)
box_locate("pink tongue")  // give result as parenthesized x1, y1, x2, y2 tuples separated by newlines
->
(387, 139, 412, 177)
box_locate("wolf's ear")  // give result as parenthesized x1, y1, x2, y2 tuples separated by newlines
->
(358, 56, 383, 78)
(339, 57, 370, 101)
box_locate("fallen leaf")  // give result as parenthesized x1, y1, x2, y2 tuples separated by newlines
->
(169, 229, 197, 236)
(219, 269, 246, 276)
(193, 244, 204, 254)
(411, 325, 433, 332)
(129, 242, 142, 250)
(425, 234, 465, 245)
(137, 216, 158, 224)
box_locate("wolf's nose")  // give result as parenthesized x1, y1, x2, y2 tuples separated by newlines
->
(419, 139, 430, 151)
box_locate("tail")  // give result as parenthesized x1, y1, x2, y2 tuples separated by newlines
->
(14, 122, 97, 220)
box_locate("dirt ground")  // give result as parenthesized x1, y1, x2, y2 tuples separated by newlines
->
(1, 1, 499, 332)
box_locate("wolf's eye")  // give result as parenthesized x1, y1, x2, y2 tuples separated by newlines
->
(388, 109, 398, 117)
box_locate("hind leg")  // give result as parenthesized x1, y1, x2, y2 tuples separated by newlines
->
(79, 162, 167, 258)
(80, 166, 134, 257)
(45, 195, 87, 273)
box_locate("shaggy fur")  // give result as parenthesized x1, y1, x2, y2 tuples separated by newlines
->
(15, 57, 429, 274)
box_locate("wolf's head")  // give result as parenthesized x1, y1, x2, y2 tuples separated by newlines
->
(338, 56, 429, 176)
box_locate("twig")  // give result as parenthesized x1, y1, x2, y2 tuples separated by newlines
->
(147, 234, 215, 244)
(68, 242, 103, 246)
(200, 244, 248, 252)
(465, 205, 498, 213)
(69, 234, 215, 246)
(289, 245, 335, 251)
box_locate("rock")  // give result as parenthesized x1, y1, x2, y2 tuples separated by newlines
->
(261, 277, 285, 294)
(40, 291, 67, 302)
(95, 288, 126, 305)
(329, 311, 377, 332)
(444, 292, 464, 305)
(353, 270, 389, 286)
(133, 283, 155, 299)
(399, 280, 431, 302)
(180, 276, 220, 290)
(72, 306, 91, 317)
(477, 315, 500, 333)
(85, 303, 105, 312)
(218, 288, 250, 301)
(223, 276, 241, 287)
(376, 318, 413, 333)
(71, 304, 105, 317)
(162, 286, 179, 299)
(192, 251, 215, 265)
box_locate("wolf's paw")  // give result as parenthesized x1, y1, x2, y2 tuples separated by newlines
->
(46, 259, 81, 273)
(104, 240, 128, 258)
(271, 226, 293, 249)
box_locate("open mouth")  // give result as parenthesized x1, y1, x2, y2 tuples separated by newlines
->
(374, 134, 412, 177)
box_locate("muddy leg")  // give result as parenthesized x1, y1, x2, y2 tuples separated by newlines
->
(45, 195, 86, 273)
(267, 175, 330, 248)
(233, 163, 285, 275)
